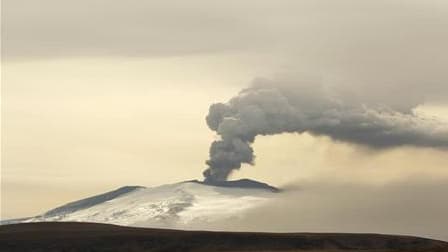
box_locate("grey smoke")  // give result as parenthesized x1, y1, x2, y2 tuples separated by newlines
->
(187, 177, 448, 242)
(203, 79, 448, 182)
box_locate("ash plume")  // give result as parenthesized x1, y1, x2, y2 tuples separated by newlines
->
(203, 79, 448, 182)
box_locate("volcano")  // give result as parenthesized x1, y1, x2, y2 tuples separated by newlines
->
(3, 179, 448, 252)
(2, 179, 279, 228)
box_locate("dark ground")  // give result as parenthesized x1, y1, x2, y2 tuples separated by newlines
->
(0, 222, 447, 252)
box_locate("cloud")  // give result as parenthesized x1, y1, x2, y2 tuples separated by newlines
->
(5, 1, 448, 104)
(203, 78, 448, 181)
(4, 0, 448, 66)
(180, 177, 448, 242)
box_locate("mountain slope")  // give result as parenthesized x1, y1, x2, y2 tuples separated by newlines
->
(43, 186, 144, 217)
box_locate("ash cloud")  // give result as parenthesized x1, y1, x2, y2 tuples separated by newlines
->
(203, 79, 448, 182)
(187, 177, 448, 242)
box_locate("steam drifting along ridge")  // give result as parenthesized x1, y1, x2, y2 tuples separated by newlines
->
(203, 79, 448, 182)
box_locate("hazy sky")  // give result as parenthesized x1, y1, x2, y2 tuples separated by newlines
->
(2, 0, 448, 239)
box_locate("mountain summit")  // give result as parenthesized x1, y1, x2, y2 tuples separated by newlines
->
(187, 179, 280, 192)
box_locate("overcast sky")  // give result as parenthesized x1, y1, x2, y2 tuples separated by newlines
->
(2, 0, 448, 240)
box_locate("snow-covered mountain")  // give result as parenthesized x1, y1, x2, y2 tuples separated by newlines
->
(3, 179, 279, 229)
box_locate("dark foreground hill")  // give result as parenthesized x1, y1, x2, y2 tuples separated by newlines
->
(0, 222, 447, 252)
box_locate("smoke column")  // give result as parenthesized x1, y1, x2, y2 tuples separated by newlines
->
(203, 79, 448, 182)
